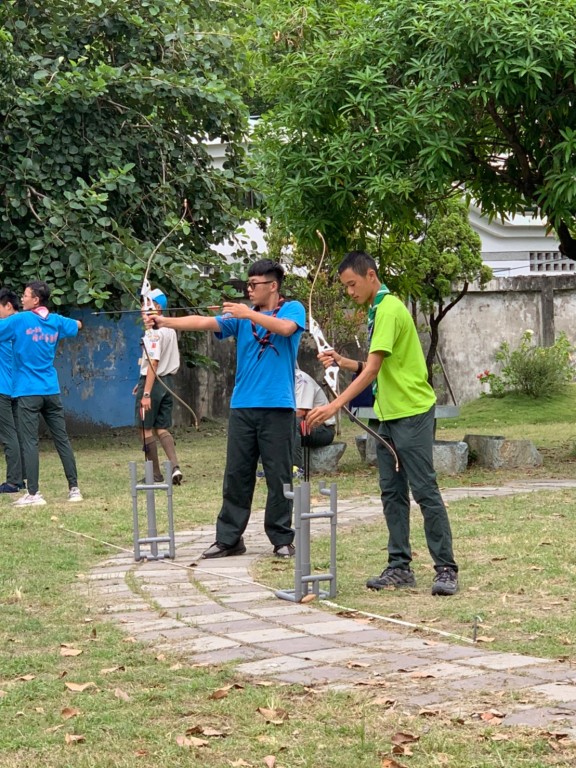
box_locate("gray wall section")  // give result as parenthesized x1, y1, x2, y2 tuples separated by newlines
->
(434, 275, 576, 405)
(54, 275, 576, 432)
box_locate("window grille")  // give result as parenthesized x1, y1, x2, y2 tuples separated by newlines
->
(529, 251, 575, 272)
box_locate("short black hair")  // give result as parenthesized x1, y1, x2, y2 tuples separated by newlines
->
(248, 259, 284, 289)
(338, 251, 379, 278)
(26, 280, 51, 307)
(0, 287, 21, 311)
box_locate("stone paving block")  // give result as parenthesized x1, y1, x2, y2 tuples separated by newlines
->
(96, 584, 134, 596)
(108, 611, 160, 625)
(158, 636, 241, 654)
(130, 618, 185, 633)
(227, 628, 308, 644)
(152, 596, 202, 608)
(291, 619, 378, 636)
(102, 600, 150, 612)
(443, 671, 546, 695)
(164, 602, 224, 617)
(184, 611, 252, 626)
(531, 683, 576, 703)
(256, 637, 345, 656)
(220, 591, 275, 604)
(236, 655, 318, 676)
(88, 569, 131, 580)
(502, 706, 576, 728)
(201, 619, 274, 635)
(250, 604, 317, 619)
(190, 647, 274, 666)
(407, 661, 485, 680)
(519, 666, 576, 683)
(349, 630, 430, 647)
(274, 665, 361, 686)
(460, 652, 550, 670)
(293, 647, 386, 665)
(135, 626, 202, 643)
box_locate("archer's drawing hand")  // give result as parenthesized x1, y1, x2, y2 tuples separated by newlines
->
(307, 403, 338, 430)
(221, 301, 250, 319)
(319, 349, 341, 368)
(140, 395, 152, 413)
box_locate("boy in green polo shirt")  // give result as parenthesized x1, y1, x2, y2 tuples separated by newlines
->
(306, 251, 458, 596)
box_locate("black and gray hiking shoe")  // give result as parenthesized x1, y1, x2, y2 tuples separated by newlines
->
(431, 567, 458, 596)
(366, 567, 416, 590)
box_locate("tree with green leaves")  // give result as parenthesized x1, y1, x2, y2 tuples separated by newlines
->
(0, 0, 251, 310)
(251, 0, 576, 260)
(380, 200, 492, 384)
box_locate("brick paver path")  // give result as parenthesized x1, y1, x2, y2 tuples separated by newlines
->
(88, 480, 576, 733)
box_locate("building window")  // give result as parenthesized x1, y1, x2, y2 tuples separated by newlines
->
(529, 251, 575, 272)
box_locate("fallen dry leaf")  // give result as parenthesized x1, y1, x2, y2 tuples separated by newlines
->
(475, 636, 496, 644)
(60, 647, 83, 657)
(61, 707, 81, 721)
(114, 688, 131, 702)
(392, 745, 413, 756)
(64, 682, 97, 693)
(209, 683, 244, 700)
(300, 594, 316, 604)
(346, 661, 370, 669)
(263, 756, 276, 768)
(15, 674, 36, 682)
(480, 709, 505, 722)
(229, 760, 252, 767)
(175, 734, 209, 748)
(64, 733, 86, 744)
(100, 666, 125, 675)
(257, 707, 289, 725)
(410, 670, 436, 679)
(45, 724, 65, 733)
(391, 732, 419, 746)
(381, 758, 407, 768)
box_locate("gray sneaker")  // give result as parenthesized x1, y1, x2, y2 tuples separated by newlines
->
(366, 567, 416, 590)
(273, 543, 295, 558)
(431, 567, 458, 596)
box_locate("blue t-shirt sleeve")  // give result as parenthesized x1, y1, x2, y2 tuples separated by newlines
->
(57, 316, 80, 339)
(0, 313, 15, 341)
(215, 315, 239, 340)
(281, 301, 306, 330)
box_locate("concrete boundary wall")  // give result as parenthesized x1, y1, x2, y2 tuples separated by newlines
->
(433, 275, 576, 406)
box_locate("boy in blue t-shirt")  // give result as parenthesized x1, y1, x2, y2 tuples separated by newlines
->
(0, 288, 25, 493)
(0, 281, 83, 506)
(145, 259, 305, 558)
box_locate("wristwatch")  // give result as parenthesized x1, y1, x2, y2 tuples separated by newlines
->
(143, 392, 151, 398)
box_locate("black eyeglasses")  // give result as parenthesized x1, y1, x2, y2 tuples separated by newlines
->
(247, 280, 274, 289)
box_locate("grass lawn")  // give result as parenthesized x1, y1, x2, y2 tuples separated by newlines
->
(2, 388, 576, 766)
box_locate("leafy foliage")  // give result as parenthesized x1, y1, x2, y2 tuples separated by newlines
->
(493, 330, 575, 398)
(380, 199, 492, 382)
(0, 0, 252, 310)
(251, 0, 576, 259)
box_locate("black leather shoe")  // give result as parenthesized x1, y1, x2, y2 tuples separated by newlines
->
(202, 538, 247, 559)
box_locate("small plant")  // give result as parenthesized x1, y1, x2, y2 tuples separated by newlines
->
(494, 330, 575, 398)
(476, 369, 506, 398)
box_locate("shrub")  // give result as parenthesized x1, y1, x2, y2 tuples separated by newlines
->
(494, 330, 575, 398)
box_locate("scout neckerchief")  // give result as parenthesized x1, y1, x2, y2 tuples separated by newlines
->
(367, 283, 390, 396)
(251, 297, 286, 360)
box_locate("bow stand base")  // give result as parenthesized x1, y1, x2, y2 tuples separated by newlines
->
(275, 480, 337, 603)
(130, 460, 176, 561)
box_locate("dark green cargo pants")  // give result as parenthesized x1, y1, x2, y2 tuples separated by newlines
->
(376, 405, 457, 572)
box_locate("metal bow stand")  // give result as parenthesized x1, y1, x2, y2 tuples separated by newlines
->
(275, 420, 337, 602)
(130, 460, 176, 561)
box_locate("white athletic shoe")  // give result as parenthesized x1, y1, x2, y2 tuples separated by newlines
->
(68, 487, 83, 502)
(13, 492, 47, 507)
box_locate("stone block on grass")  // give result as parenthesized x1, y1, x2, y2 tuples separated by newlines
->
(464, 434, 543, 469)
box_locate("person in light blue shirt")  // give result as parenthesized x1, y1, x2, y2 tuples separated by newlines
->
(0, 288, 25, 493)
(145, 259, 305, 558)
(0, 281, 83, 506)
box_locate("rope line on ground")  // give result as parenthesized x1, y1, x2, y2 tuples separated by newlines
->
(59, 524, 476, 645)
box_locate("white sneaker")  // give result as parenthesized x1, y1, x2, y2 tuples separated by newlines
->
(13, 492, 46, 507)
(68, 486, 83, 502)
